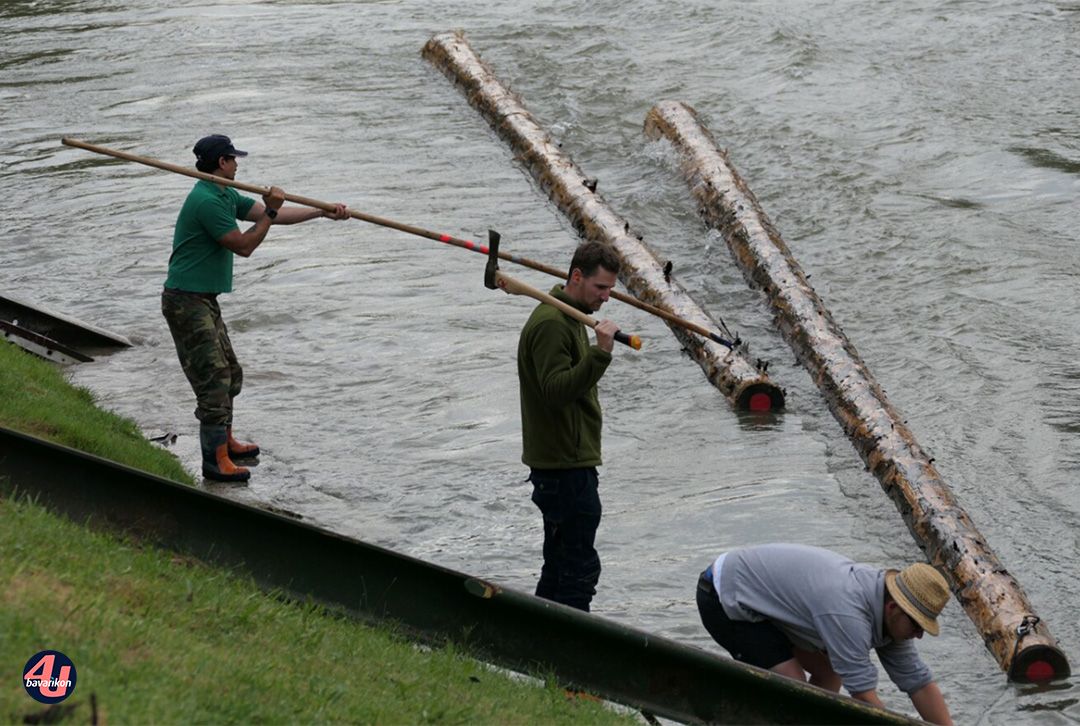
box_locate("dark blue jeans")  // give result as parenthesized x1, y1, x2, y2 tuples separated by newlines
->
(529, 467, 602, 612)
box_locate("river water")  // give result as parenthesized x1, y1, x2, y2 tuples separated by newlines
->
(3, 0, 1078, 722)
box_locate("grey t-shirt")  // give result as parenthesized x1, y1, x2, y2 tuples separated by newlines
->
(714, 543, 933, 695)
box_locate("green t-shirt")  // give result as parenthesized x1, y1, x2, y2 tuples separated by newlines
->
(165, 180, 256, 293)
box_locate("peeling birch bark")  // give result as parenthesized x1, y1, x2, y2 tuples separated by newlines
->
(423, 32, 783, 411)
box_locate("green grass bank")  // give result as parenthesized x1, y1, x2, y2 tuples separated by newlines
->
(0, 340, 635, 724)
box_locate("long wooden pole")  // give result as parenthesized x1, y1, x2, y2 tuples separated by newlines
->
(421, 32, 784, 413)
(644, 100, 1069, 683)
(60, 137, 734, 349)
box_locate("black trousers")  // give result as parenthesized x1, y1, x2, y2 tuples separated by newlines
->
(696, 568, 794, 669)
(529, 467, 602, 612)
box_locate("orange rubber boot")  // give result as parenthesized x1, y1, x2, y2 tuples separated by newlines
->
(201, 425, 251, 483)
(226, 426, 260, 459)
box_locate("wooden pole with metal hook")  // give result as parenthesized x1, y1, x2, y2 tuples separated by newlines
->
(59, 137, 732, 348)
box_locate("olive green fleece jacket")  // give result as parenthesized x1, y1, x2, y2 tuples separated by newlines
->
(517, 285, 612, 469)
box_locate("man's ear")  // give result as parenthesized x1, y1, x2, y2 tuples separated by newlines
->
(568, 268, 582, 285)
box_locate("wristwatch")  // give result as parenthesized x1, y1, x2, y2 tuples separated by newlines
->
(265, 207, 278, 220)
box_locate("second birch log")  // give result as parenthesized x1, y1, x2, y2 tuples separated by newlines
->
(644, 99, 1069, 683)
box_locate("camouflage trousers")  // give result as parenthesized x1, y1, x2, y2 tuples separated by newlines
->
(161, 289, 242, 426)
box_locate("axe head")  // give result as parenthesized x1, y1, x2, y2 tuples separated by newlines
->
(484, 229, 501, 289)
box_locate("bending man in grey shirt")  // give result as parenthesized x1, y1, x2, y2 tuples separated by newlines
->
(697, 543, 953, 725)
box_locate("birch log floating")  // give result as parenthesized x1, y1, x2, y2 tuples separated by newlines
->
(422, 31, 783, 412)
(644, 100, 1069, 683)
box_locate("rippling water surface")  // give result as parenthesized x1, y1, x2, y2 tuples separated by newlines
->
(3, 1, 1079, 722)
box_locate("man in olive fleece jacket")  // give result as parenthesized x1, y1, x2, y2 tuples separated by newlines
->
(517, 241, 623, 611)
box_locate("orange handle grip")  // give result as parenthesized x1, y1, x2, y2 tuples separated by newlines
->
(615, 331, 642, 350)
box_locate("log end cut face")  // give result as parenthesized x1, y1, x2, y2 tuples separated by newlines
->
(734, 381, 786, 413)
(1008, 643, 1071, 684)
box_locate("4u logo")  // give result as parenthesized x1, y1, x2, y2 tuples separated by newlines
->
(23, 650, 77, 704)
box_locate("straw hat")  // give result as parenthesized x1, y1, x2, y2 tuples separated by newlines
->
(885, 563, 949, 636)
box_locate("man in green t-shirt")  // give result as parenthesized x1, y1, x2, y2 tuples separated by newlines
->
(517, 241, 623, 611)
(162, 134, 348, 482)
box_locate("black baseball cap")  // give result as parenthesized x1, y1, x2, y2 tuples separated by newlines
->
(193, 134, 248, 163)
